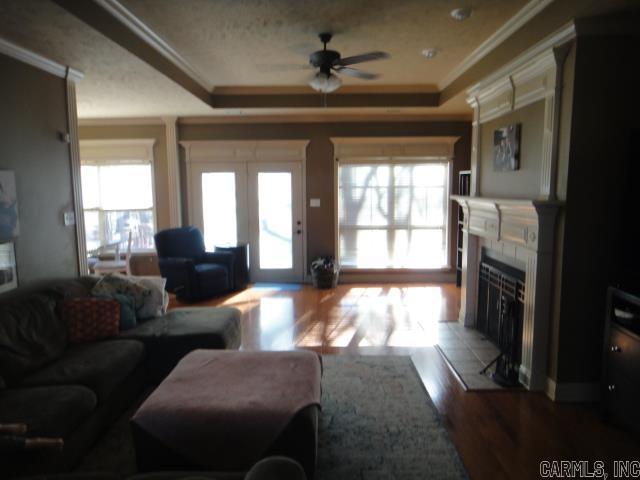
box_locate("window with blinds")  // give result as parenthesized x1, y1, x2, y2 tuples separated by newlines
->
(81, 162, 155, 252)
(338, 161, 449, 269)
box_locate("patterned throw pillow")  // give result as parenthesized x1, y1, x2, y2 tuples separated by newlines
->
(60, 298, 120, 344)
(135, 276, 169, 320)
(91, 274, 151, 311)
(94, 293, 137, 331)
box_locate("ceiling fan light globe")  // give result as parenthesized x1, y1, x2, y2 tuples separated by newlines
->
(309, 71, 342, 93)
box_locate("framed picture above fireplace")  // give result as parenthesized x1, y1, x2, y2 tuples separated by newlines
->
(493, 123, 521, 171)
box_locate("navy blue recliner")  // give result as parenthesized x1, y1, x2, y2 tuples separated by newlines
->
(154, 227, 235, 302)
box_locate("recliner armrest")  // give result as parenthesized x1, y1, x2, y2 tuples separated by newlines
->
(201, 251, 235, 289)
(158, 257, 196, 295)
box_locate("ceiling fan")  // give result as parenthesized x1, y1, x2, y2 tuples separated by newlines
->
(307, 33, 389, 93)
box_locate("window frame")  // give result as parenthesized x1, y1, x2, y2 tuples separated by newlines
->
(79, 139, 158, 254)
(336, 155, 452, 271)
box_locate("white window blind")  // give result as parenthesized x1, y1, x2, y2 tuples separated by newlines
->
(338, 160, 449, 268)
(81, 161, 155, 252)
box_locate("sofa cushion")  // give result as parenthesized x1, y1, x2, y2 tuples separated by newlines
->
(44, 276, 100, 300)
(121, 307, 241, 380)
(21, 339, 145, 402)
(122, 307, 241, 348)
(60, 297, 121, 343)
(0, 295, 67, 385)
(0, 385, 97, 437)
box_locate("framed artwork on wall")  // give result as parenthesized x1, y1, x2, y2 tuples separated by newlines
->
(0, 241, 18, 294)
(0, 170, 20, 240)
(493, 124, 521, 171)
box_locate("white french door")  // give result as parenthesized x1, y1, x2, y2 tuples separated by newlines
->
(189, 160, 304, 283)
(247, 162, 303, 283)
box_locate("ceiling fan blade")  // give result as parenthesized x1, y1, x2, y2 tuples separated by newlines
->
(335, 51, 389, 66)
(256, 63, 314, 72)
(334, 66, 379, 80)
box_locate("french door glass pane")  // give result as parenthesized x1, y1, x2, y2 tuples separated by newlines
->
(202, 172, 237, 250)
(258, 172, 292, 269)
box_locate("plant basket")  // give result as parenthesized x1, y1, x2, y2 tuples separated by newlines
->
(311, 256, 339, 289)
(312, 269, 339, 289)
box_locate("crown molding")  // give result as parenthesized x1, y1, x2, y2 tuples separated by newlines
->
(0, 36, 83, 81)
(94, 0, 212, 92)
(439, 0, 555, 90)
(466, 21, 575, 105)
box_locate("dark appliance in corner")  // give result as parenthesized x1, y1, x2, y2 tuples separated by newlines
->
(602, 287, 640, 434)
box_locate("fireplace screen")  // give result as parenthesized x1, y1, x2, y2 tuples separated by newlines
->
(477, 257, 525, 386)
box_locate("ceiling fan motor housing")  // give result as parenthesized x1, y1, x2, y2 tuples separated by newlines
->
(309, 50, 341, 74)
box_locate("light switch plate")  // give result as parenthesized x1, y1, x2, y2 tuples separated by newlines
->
(63, 211, 75, 226)
(310, 198, 321, 208)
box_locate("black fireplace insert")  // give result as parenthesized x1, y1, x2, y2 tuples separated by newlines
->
(476, 255, 525, 387)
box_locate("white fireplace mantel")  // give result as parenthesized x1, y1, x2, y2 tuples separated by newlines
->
(451, 195, 563, 391)
(450, 195, 562, 254)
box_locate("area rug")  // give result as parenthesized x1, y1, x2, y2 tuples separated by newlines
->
(79, 355, 468, 479)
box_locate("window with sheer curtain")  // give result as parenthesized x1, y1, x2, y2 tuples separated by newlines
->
(338, 160, 449, 269)
(81, 162, 155, 252)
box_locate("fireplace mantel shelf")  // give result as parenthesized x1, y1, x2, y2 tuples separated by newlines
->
(450, 195, 563, 254)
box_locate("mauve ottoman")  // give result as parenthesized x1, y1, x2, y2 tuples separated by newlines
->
(130, 350, 321, 479)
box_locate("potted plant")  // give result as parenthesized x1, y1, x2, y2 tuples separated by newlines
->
(311, 256, 339, 289)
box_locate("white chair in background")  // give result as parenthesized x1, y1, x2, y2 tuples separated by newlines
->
(93, 231, 132, 275)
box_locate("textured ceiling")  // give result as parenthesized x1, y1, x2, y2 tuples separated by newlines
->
(0, 0, 532, 118)
(121, 0, 529, 87)
(0, 0, 212, 118)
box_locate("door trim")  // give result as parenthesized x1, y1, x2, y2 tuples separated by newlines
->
(181, 140, 309, 282)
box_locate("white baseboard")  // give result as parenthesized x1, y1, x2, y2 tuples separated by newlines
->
(339, 271, 456, 284)
(545, 378, 600, 402)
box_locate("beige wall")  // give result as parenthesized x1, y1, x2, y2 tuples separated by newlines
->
(179, 121, 471, 272)
(0, 54, 78, 291)
(78, 124, 171, 230)
(479, 100, 545, 198)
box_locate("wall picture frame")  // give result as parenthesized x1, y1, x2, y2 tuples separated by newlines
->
(0, 170, 20, 240)
(0, 241, 18, 294)
(493, 124, 521, 171)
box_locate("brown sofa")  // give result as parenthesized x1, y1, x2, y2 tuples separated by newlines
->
(0, 277, 241, 478)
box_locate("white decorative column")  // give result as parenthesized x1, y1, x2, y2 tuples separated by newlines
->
(458, 203, 479, 326)
(65, 67, 88, 275)
(163, 116, 182, 227)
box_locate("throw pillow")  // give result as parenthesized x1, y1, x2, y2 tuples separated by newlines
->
(91, 274, 151, 311)
(135, 276, 169, 320)
(60, 297, 120, 344)
(94, 293, 137, 330)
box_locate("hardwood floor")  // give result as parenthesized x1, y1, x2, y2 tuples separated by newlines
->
(173, 283, 639, 479)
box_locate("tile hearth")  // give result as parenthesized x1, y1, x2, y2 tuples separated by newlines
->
(435, 323, 505, 390)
